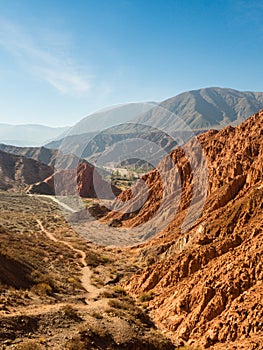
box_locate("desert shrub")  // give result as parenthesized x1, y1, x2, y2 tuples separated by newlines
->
(65, 337, 86, 350)
(112, 285, 127, 296)
(101, 255, 113, 264)
(62, 304, 82, 321)
(90, 311, 103, 319)
(31, 282, 52, 296)
(99, 286, 128, 299)
(107, 298, 152, 326)
(104, 307, 124, 318)
(99, 290, 115, 298)
(108, 299, 134, 311)
(139, 291, 155, 302)
(91, 276, 104, 287)
(29, 270, 58, 292)
(86, 252, 112, 267)
(15, 341, 45, 350)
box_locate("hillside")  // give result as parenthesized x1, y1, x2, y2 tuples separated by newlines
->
(28, 161, 121, 199)
(135, 87, 263, 131)
(0, 144, 58, 166)
(45, 102, 156, 157)
(0, 192, 175, 350)
(99, 110, 263, 348)
(0, 150, 53, 191)
(0, 145, 120, 198)
(46, 88, 263, 171)
(0, 143, 80, 169)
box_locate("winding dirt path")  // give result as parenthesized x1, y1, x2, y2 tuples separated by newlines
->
(0, 221, 106, 320)
(0, 195, 110, 323)
(36, 219, 99, 299)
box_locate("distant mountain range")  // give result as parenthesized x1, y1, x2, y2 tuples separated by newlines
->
(0, 124, 69, 147)
(67, 102, 156, 135)
(45, 87, 263, 167)
(135, 87, 263, 131)
(2, 87, 263, 149)
(1, 87, 263, 199)
(2, 87, 263, 171)
(45, 102, 156, 153)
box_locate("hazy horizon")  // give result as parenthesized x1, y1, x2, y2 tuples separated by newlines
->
(2, 85, 263, 128)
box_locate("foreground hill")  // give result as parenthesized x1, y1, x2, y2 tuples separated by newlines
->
(101, 110, 263, 348)
(0, 192, 175, 349)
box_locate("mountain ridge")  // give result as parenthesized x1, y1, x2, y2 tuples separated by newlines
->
(0, 149, 54, 191)
(135, 87, 263, 131)
(45, 88, 263, 167)
(99, 109, 263, 348)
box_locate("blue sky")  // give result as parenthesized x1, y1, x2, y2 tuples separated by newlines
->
(0, 0, 263, 126)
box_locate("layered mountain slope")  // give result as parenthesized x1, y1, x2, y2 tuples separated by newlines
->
(0, 150, 53, 191)
(28, 161, 121, 199)
(45, 102, 156, 151)
(0, 145, 119, 198)
(71, 102, 156, 135)
(135, 87, 263, 131)
(46, 88, 263, 171)
(0, 144, 57, 166)
(102, 110, 263, 348)
(0, 143, 79, 169)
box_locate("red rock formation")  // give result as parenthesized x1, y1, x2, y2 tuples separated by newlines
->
(28, 161, 121, 199)
(0, 150, 53, 191)
(103, 110, 263, 349)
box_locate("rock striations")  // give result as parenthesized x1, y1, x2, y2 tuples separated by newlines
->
(0, 147, 120, 198)
(0, 150, 53, 191)
(102, 110, 263, 349)
(28, 161, 121, 199)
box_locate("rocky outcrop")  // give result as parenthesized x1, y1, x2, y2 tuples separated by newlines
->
(0, 150, 53, 191)
(102, 110, 263, 348)
(27, 181, 54, 195)
(28, 162, 121, 199)
(104, 110, 263, 230)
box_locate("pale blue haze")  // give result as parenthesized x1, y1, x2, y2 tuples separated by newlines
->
(0, 0, 262, 126)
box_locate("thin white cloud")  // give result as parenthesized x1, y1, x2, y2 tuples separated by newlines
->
(40, 68, 90, 94)
(0, 19, 91, 95)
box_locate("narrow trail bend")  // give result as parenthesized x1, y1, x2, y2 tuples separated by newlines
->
(36, 219, 99, 299)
